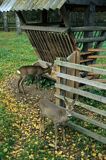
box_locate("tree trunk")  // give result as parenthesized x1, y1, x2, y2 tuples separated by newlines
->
(15, 13, 21, 34)
(3, 12, 8, 32)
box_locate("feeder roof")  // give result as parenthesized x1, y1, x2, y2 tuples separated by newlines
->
(0, 0, 67, 12)
(0, 0, 106, 12)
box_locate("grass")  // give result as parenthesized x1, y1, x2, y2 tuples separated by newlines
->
(0, 32, 37, 80)
(0, 31, 106, 160)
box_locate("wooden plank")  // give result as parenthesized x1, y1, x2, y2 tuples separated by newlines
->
(88, 48, 106, 52)
(89, 64, 106, 67)
(21, 25, 68, 33)
(55, 64, 61, 106)
(94, 79, 106, 83)
(66, 51, 76, 99)
(88, 55, 106, 59)
(72, 111, 106, 129)
(76, 36, 106, 43)
(56, 73, 106, 90)
(67, 122, 106, 144)
(75, 51, 80, 99)
(55, 95, 106, 117)
(80, 52, 94, 56)
(71, 26, 106, 32)
(80, 59, 94, 63)
(55, 59, 106, 75)
(55, 83, 106, 103)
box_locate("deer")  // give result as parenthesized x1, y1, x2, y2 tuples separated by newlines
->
(17, 63, 52, 94)
(39, 97, 75, 150)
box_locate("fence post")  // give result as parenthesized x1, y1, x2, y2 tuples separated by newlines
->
(66, 50, 80, 99)
(55, 58, 61, 106)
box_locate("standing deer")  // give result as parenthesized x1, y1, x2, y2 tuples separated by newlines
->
(39, 97, 75, 150)
(17, 63, 52, 94)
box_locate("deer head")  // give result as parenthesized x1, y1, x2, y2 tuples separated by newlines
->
(64, 97, 75, 117)
(46, 63, 53, 75)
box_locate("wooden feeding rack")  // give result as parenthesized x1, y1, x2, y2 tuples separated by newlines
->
(21, 25, 76, 63)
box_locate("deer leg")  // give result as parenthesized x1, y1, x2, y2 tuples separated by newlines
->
(40, 115, 42, 137)
(40, 114, 45, 137)
(20, 76, 26, 94)
(18, 77, 23, 93)
(54, 123, 58, 150)
(35, 76, 39, 89)
(62, 126, 65, 144)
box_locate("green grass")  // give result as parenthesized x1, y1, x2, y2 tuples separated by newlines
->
(0, 104, 20, 160)
(0, 32, 37, 80)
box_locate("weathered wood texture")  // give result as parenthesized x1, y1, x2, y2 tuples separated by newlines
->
(21, 26, 77, 63)
(55, 58, 106, 144)
(72, 25, 106, 68)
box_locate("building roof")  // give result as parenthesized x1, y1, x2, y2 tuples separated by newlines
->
(0, 0, 67, 12)
(0, 0, 106, 12)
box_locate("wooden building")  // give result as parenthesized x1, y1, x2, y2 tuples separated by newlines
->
(0, 0, 106, 64)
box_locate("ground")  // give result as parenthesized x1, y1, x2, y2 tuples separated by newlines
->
(0, 32, 106, 160)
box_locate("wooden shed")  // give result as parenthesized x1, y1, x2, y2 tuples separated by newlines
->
(0, 0, 106, 65)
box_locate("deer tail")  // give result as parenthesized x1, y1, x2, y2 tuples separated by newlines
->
(17, 70, 21, 74)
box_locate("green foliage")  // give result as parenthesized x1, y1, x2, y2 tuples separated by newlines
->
(25, 75, 55, 88)
(0, 105, 20, 160)
(16, 136, 66, 160)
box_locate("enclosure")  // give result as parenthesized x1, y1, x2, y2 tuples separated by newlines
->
(0, 0, 106, 159)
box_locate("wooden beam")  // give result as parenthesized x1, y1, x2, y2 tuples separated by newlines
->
(80, 59, 94, 63)
(89, 64, 106, 67)
(71, 26, 106, 32)
(88, 55, 106, 59)
(56, 73, 106, 90)
(94, 79, 106, 83)
(55, 59, 106, 75)
(67, 122, 106, 144)
(55, 63, 61, 106)
(80, 52, 95, 56)
(72, 111, 106, 129)
(76, 36, 106, 43)
(21, 25, 68, 33)
(55, 83, 106, 103)
(88, 48, 106, 52)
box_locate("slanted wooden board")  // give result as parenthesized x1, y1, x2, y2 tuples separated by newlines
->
(56, 73, 106, 90)
(55, 60, 106, 75)
(88, 48, 106, 52)
(21, 25, 68, 33)
(76, 36, 106, 43)
(67, 122, 106, 144)
(89, 64, 106, 67)
(88, 55, 106, 59)
(72, 111, 106, 129)
(71, 26, 106, 32)
(80, 52, 95, 56)
(55, 83, 106, 103)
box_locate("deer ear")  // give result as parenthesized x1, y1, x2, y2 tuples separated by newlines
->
(64, 96, 69, 105)
(64, 97, 75, 110)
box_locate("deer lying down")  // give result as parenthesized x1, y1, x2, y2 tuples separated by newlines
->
(17, 63, 52, 94)
(39, 97, 75, 150)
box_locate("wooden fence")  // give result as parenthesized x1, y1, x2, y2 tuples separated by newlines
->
(55, 58, 106, 144)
